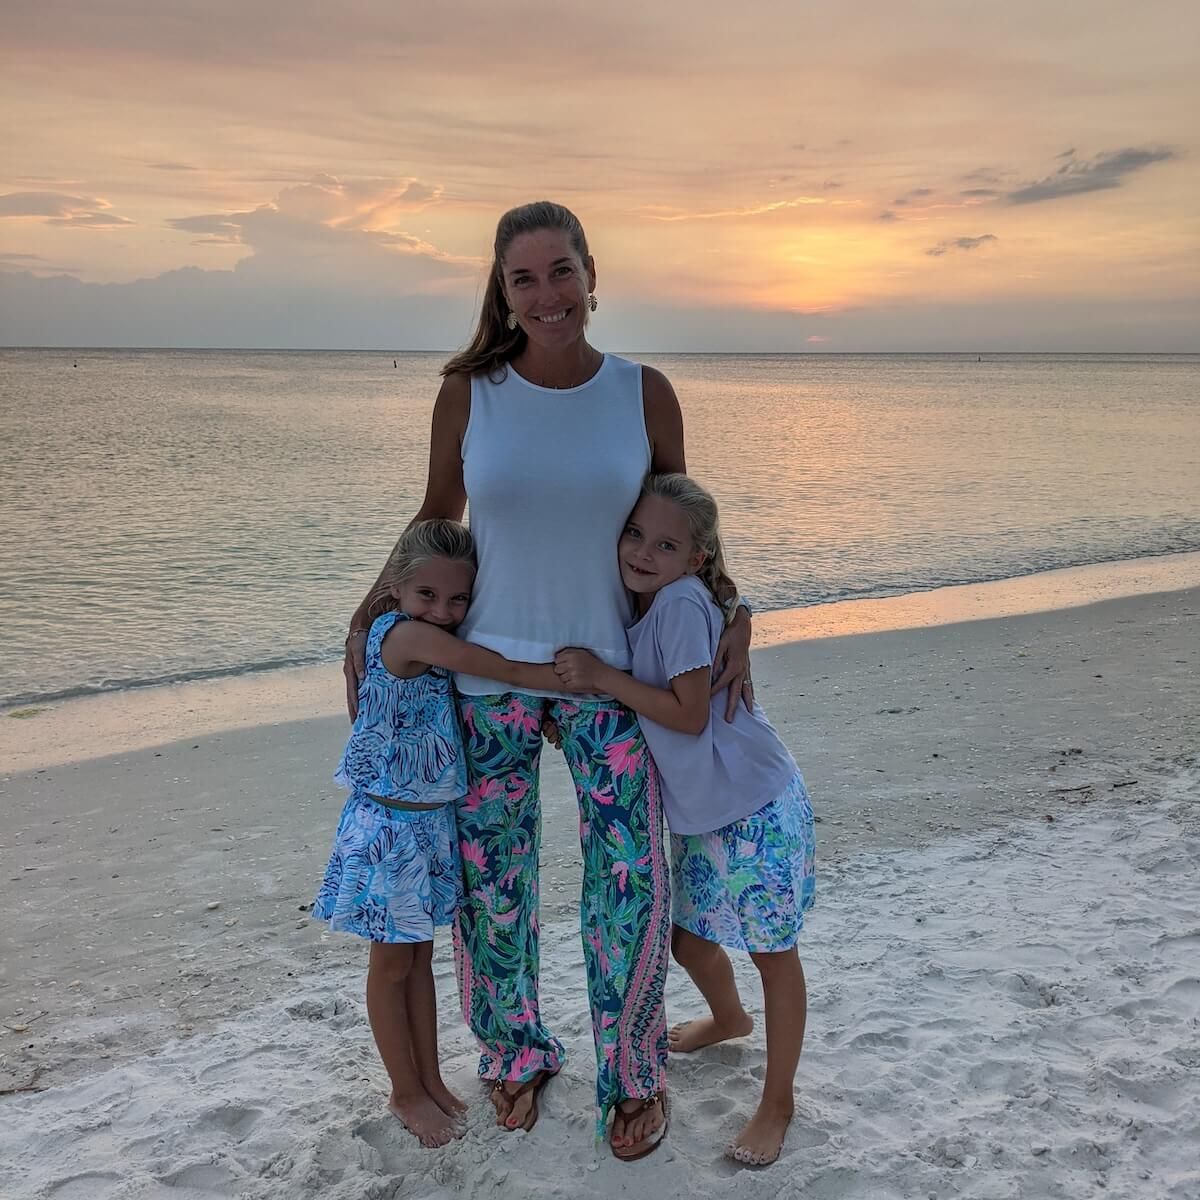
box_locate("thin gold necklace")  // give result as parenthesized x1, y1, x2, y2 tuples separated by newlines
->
(527, 349, 602, 389)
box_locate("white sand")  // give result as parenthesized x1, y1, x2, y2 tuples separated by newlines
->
(2, 561, 1199, 1199)
(2, 785, 1197, 1200)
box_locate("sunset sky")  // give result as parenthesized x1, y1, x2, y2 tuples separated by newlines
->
(2, 1, 1197, 351)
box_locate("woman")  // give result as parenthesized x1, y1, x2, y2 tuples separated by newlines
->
(345, 201, 753, 1158)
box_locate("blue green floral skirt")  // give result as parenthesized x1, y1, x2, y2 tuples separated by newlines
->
(670, 770, 815, 953)
(312, 792, 462, 943)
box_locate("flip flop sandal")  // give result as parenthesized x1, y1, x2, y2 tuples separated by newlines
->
(492, 1069, 558, 1133)
(610, 1092, 670, 1162)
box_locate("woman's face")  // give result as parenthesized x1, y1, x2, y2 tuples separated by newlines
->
(501, 229, 596, 348)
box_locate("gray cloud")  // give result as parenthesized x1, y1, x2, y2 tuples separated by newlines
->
(1007, 147, 1174, 205)
(962, 168, 1003, 186)
(961, 188, 1000, 198)
(47, 212, 135, 227)
(0, 191, 102, 217)
(149, 161, 200, 171)
(878, 210, 900, 222)
(926, 234, 997, 257)
(0, 190, 133, 227)
(168, 212, 250, 243)
(892, 187, 935, 207)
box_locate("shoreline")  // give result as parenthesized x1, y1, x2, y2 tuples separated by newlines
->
(3, 549, 1199, 776)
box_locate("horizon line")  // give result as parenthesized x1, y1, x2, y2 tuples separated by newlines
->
(3, 346, 1198, 357)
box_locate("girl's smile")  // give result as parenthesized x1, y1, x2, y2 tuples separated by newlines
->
(391, 558, 475, 629)
(619, 494, 706, 608)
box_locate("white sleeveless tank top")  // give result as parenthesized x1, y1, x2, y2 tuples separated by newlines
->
(455, 353, 650, 697)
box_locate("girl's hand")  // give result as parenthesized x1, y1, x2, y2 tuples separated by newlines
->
(343, 629, 369, 720)
(554, 648, 607, 693)
(541, 715, 562, 749)
(712, 608, 753, 721)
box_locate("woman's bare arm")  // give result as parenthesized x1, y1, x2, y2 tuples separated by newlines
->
(643, 365, 753, 718)
(344, 374, 470, 716)
(643, 366, 686, 474)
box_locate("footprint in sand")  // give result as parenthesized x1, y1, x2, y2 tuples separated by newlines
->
(159, 1162, 242, 1195)
(353, 1117, 411, 1172)
(46, 1174, 122, 1200)
(194, 1104, 263, 1139)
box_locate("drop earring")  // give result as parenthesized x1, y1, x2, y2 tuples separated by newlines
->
(587, 293, 598, 312)
(506, 311, 518, 330)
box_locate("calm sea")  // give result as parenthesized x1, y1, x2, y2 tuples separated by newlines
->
(1, 349, 1197, 708)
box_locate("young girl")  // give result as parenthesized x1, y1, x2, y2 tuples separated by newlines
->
(553, 474, 816, 1168)
(313, 519, 562, 1148)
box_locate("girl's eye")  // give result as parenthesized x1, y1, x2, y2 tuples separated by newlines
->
(659, 542, 676, 552)
(624, 526, 641, 539)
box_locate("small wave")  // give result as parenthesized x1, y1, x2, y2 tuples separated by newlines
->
(0, 649, 342, 711)
(6, 542, 1200, 712)
(749, 538, 1200, 612)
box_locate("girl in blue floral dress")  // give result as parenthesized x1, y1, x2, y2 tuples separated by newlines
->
(554, 474, 816, 1169)
(313, 520, 560, 1148)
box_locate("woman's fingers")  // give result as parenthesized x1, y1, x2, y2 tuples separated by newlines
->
(343, 653, 359, 720)
(343, 633, 367, 721)
(723, 666, 747, 722)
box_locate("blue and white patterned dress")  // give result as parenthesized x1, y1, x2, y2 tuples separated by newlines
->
(312, 611, 466, 943)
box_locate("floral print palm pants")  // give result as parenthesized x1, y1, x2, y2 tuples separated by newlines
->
(453, 693, 669, 1134)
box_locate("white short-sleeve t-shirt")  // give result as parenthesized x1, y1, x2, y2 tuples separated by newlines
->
(625, 576, 797, 835)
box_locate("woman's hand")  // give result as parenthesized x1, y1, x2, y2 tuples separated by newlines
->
(343, 629, 369, 720)
(711, 607, 753, 721)
(554, 648, 608, 693)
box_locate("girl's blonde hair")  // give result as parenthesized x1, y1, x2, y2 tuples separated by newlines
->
(367, 519, 476, 617)
(441, 201, 592, 381)
(639, 473, 741, 622)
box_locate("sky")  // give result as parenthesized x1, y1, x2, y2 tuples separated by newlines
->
(2, 1, 1198, 351)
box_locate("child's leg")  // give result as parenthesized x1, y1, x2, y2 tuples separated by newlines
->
(403, 940, 467, 1118)
(729, 947, 807, 1165)
(367, 941, 459, 1147)
(668, 925, 754, 1052)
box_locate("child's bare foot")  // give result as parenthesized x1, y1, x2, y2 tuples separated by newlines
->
(725, 1099, 793, 1167)
(668, 1011, 754, 1053)
(423, 1078, 469, 1119)
(388, 1090, 460, 1147)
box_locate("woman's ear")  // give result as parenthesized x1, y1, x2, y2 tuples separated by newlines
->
(585, 254, 596, 294)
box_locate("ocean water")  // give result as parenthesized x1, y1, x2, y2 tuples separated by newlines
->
(1, 349, 1197, 708)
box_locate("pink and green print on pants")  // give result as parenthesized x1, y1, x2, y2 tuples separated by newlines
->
(452, 694, 670, 1136)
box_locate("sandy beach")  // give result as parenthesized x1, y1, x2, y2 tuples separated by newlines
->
(2, 561, 1198, 1199)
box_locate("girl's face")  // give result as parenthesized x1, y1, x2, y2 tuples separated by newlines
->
(390, 557, 475, 628)
(618, 494, 705, 600)
(501, 229, 595, 350)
